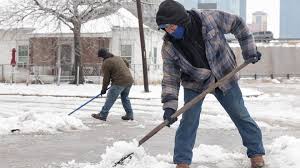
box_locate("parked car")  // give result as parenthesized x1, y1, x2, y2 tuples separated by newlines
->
(252, 31, 273, 43)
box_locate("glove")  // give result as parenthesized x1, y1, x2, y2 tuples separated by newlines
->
(100, 89, 107, 95)
(163, 108, 177, 127)
(246, 51, 262, 64)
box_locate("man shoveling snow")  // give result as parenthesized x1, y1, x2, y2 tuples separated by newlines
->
(155, 0, 265, 167)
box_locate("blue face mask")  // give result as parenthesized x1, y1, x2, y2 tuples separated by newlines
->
(170, 26, 185, 39)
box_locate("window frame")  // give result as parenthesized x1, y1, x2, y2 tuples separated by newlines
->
(17, 45, 29, 67)
(120, 44, 132, 65)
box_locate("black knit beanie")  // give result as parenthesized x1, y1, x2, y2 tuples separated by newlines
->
(156, 0, 190, 28)
(98, 48, 108, 58)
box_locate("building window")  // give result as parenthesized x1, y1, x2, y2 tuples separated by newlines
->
(121, 44, 132, 64)
(153, 47, 157, 64)
(198, 3, 217, 9)
(256, 16, 262, 24)
(18, 45, 29, 66)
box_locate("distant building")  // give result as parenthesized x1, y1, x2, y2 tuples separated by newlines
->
(175, 0, 198, 10)
(177, 0, 247, 20)
(239, 0, 247, 21)
(198, 0, 217, 10)
(280, 0, 300, 38)
(251, 11, 268, 32)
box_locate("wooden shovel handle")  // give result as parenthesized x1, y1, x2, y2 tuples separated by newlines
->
(138, 62, 249, 146)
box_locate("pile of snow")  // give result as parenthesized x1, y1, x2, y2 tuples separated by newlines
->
(271, 79, 281, 84)
(60, 140, 173, 168)
(242, 88, 264, 97)
(267, 136, 300, 168)
(58, 141, 245, 168)
(58, 136, 300, 168)
(0, 112, 88, 135)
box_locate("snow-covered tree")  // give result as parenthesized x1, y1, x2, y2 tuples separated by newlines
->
(0, 0, 125, 84)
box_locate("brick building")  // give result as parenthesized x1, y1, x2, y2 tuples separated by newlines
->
(0, 8, 163, 83)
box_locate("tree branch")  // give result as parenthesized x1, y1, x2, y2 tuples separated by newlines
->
(33, 0, 72, 23)
(80, 1, 121, 23)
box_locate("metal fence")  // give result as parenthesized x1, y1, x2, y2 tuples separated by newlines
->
(1, 62, 300, 85)
(0, 64, 58, 84)
(0, 63, 163, 85)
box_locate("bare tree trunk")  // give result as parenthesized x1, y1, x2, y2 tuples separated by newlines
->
(72, 22, 84, 84)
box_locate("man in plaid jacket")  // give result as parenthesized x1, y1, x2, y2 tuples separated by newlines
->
(156, 0, 265, 168)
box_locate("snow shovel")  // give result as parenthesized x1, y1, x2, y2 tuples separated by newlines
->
(68, 87, 110, 116)
(113, 62, 250, 167)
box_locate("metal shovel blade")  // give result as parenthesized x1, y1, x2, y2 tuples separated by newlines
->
(113, 152, 134, 167)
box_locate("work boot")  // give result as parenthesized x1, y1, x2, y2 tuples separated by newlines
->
(176, 163, 189, 168)
(121, 114, 134, 121)
(91, 113, 106, 121)
(250, 155, 265, 168)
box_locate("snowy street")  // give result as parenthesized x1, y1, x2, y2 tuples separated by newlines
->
(1, 79, 300, 168)
(0, 0, 299, 167)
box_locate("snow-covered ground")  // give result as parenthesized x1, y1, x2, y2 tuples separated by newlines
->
(0, 79, 300, 168)
(0, 83, 267, 135)
(59, 136, 300, 168)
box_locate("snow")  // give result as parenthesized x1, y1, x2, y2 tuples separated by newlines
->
(267, 136, 300, 168)
(58, 140, 172, 168)
(0, 112, 88, 135)
(0, 83, 161, 99)
(57, 136, 300, 168)
(271, 79, 281, 84)
(0, 80, 300, 167)
(0, 82, 298, 134)
(0, 83, 267, 134)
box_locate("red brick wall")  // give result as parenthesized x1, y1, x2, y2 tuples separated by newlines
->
(29, 37, 58, 65)
(81, 37, 110, 64)
(29, 37, 110, 65)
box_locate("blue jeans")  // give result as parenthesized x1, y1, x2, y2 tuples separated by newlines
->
(174, 83, 265, 164)
(99, 85, 133, 118)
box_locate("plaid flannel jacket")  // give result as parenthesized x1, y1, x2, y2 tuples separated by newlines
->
(161, 9, 257, 110)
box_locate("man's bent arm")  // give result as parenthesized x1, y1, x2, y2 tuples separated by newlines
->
(161, 44, 181, 111)
(213, 10, 257, 60)
(101, 62, 111, 91)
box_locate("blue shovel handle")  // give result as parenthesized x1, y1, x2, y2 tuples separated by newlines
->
(68, 87, 110, 116)
(68, 92, 102, 116)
